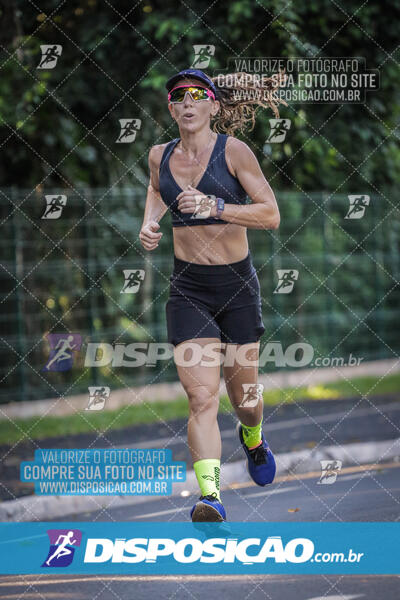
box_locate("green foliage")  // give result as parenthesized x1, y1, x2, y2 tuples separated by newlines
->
(1, 0, 399, 191)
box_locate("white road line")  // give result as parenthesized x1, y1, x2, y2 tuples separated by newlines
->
(306, 595, 363, 600)
(123, 402, 400, 449)
(335, 471, 379, 482)
(244, 485, 301, 499)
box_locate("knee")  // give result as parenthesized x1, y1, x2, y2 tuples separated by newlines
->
(187, 384, 219, 417)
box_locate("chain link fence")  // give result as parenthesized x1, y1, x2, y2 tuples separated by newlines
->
(1, 187, 398, 403)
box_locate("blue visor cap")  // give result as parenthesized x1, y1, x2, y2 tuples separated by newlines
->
(165, 69, 217, 97)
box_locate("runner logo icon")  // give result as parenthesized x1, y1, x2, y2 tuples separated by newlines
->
(345, 194, 370, 219)
(41, 195, 67, 219)
(42, 529, 82, 567)
(116, 119, 141, 143)
(42, 334, 82, 372)
(191, 45, 215, 69)
(37, 45, 62, 69)
(267, 119, 291, 143)
(274, 269, 299, 294)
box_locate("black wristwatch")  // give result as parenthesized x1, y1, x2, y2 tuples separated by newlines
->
(216, 197, 225, 219)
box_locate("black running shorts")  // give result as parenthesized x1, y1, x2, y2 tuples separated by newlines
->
(166, 252, 265, 346)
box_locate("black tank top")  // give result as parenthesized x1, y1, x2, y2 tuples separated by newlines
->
(158, 133, 247, 227)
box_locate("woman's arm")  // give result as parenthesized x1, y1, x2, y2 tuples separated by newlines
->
(142, 145, 169, 226)
(139, 145, 169, 251)
(217, 137, 280, 229)
(212, 137, 280, 230)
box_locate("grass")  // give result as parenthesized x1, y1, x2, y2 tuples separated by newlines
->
(0, 373, 398, 446)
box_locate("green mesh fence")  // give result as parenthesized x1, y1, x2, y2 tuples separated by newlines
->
(1, 187, 399, 403)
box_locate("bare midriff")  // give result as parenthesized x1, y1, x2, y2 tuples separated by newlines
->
(172, 222, 249, 264)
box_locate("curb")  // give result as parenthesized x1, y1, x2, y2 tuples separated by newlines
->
(1, 438, 399, 522)
(1, 358, 398, 420)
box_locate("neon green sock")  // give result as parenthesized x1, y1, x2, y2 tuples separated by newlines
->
(193, 459, 221, 501)
(241, 419, 262, 449)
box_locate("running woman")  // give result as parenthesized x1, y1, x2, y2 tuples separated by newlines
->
(140, 68, 287, 522)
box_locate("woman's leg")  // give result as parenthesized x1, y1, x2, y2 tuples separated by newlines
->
(174, 337, 225, 507)
(222, 342, 263, 433)
(175, 337, 222, 462)
(222, 341, 276, 486)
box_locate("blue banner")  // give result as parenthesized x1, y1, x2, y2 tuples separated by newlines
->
(0, 522, 398, 574)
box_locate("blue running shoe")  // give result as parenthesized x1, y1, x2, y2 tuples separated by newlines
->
(190, 492, 226, 522)
(237, 423, 276, 486)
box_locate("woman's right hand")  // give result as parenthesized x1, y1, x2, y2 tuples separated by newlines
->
(139, 220, 163, 251)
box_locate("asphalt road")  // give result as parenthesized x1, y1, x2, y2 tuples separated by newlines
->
(70, 461, 400, 523)
(0, 574, 399, 600)
(1, 395, 399, 501)
(1, 464, 399, 599)
(1, 395, 399, 598)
